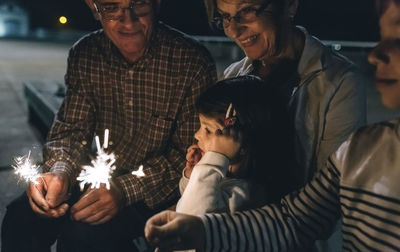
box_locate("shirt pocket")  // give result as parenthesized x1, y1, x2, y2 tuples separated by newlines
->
(142, 115, 174, 157)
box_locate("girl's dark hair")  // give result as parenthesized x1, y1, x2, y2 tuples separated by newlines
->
(196, 75, 298, 203)
(376, 0, 400, 17)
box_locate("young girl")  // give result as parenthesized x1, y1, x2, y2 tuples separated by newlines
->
(176, 75, 300, 215)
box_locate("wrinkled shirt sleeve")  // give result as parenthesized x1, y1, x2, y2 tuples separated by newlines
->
(42, 48, 94, 188)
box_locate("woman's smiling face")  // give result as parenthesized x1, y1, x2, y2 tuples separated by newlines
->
(216, 0, 289, 61)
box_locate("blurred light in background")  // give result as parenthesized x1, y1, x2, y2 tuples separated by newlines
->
(59, 16, 67, 24)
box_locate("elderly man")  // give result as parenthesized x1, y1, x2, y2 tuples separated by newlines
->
(1, 0, 216, 251)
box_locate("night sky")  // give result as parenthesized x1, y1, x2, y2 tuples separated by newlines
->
(13, 0, 380, 41)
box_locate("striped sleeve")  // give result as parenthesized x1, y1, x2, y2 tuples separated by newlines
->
(201, 157, 342, 251)
(340, 185, 400, 251)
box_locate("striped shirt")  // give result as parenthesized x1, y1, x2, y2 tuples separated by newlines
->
(43, 22, 217, 208)
(201, 119, 400, 251)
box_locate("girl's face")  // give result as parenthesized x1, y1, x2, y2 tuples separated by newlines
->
(194, 114, 224, 153)
(194, 113, 244, 175)
(216, 0, 290, 61)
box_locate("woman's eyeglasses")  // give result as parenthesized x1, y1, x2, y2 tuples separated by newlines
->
(212, 0, 272, 29)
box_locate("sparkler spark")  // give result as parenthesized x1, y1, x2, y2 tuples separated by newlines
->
(131, 165, 145, 177)
(77, 129, 116, 190)
(12, 151, 41, 185)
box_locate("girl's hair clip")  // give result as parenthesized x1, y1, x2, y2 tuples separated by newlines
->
(224, 103, 238, 127)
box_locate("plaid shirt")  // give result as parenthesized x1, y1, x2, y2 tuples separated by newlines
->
(43, 22, 217, 208)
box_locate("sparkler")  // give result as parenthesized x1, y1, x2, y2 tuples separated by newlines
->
(131, 165, 145, 177)
(77, 129, 116, 190)
(12, 151, 42, 185)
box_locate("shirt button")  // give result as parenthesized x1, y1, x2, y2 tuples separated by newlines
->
(128, 70, 134, 77)
(128, 100, 133, 106)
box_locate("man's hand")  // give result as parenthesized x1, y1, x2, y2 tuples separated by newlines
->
(26, 172, 70, 218)
(70, 181, 124, 225)
(203, 127, 242, 160)
(145, 210, 205, 252)
(184, 144, 203, 178)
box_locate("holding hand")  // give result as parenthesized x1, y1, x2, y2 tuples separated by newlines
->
(70, 180, 124, 225)
(145, 210, 205, 251)
(184, 144, 203, 178)
(26, 171, 70, 218)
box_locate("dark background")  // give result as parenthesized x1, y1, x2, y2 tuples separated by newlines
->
(12, 0, 380, 41)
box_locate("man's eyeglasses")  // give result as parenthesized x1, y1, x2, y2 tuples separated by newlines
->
(212, 0, 272, 30)
(94, 0, 152, 21)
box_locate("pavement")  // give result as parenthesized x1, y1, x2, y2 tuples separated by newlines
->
(0, 38, 71, 250)
(0, 37, 399, 251)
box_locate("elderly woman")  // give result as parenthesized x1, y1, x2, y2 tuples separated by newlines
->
(145, 2, 400, 250)
(205, 0, 366, 185)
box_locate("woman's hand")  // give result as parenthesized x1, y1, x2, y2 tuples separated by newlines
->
(145, 210, 205, 252)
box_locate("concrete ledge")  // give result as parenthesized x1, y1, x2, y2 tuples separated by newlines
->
(24, 81, 64, 138)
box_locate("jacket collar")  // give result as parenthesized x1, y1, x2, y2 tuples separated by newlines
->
(297, 26, 325, 79)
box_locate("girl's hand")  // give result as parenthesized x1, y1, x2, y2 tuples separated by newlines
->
(203, 127, 242, 160)
(184, 144, 203, 178)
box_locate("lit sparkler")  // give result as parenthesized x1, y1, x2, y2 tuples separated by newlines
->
(131, 165, 145, 177)
(77, 129, 116, 190)
(12, 151, 41, 185)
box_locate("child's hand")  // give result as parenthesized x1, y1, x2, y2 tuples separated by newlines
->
(184, 144, 203, 178)
(203, 127, 242, 160)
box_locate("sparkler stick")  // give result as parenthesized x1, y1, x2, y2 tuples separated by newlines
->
(95, 136, 102, 154)
(103, 129, 109, 149)
(77, 129, 116, 191)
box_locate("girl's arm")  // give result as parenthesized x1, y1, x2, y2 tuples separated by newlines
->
(176, 152, 229, 215)
(179, 145, 203, 195)
(177, 127, 242, 215)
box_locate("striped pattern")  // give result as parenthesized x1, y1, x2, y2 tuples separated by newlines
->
(43, 22, 217, 208)
(202, 163, 400, 251)
(341, 186, 400, 251)
(201, 121, 400, 251)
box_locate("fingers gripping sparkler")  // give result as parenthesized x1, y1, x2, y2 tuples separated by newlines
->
(77, 129, 116, 191)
